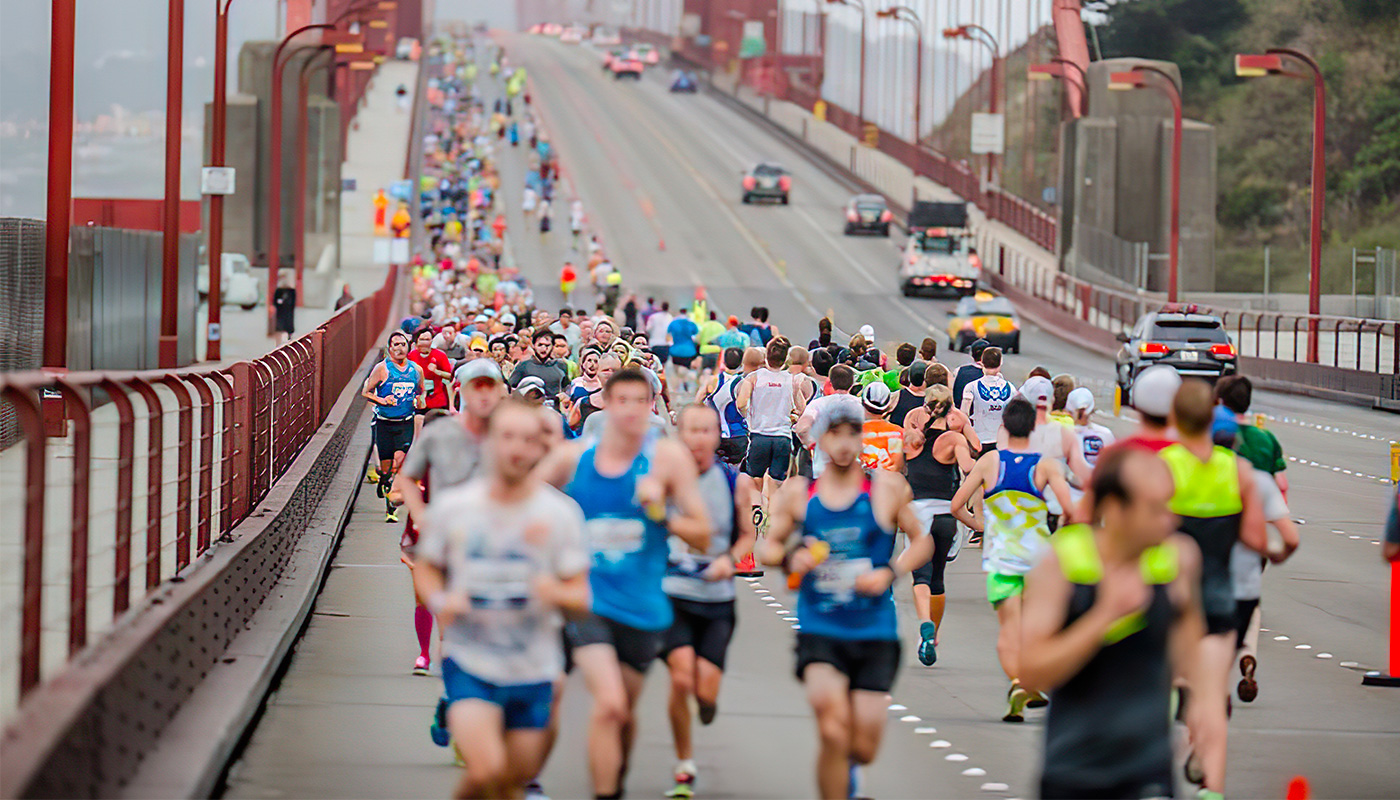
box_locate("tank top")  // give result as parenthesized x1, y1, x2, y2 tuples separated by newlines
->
(967, 374, 1015, 442)
(906, 429, 961, 503)
(982, 450, 1049, 576)
(889, 388, 923, 427)
(747, 367, 795, 436)
(664, 464, 738, 603)
(1042, 525, 1178, 795)
(374, 359, 419, 421)
(565, 442, 673, 631)
(706, 372, 749, 439)
(1159, 444, 1243, 623)
(796, 476, 898, 641)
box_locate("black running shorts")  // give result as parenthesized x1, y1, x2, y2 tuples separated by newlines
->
(662, 597, 737, 670)
(373, 418, 415, 459)
(564, 612, 665, 675)
(794, 633, 901, 693)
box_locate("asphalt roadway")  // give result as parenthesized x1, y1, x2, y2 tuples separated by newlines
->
(222, 34, 1400, 800)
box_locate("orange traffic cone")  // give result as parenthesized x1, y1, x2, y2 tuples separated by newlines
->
(1286, 776, 1310, 800)
(735, 551, 763, 577)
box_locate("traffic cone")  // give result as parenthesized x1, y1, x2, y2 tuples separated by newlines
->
(1285, 776, 1310, 800)
(735, 551, 763, 577)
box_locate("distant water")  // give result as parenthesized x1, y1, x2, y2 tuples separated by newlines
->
(0, 133, 203, 219)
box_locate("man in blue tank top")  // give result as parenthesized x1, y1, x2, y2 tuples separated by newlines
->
(537, 369, 711, 800)
(696, 347, 750, 466)
(761, 403, 932, 800)
(361, 330, 425, 522)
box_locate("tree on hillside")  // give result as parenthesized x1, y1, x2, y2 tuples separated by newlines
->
(1084, 0, 1248, 98)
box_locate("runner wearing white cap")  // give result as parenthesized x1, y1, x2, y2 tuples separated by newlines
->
(1066, 387, 1115, 499)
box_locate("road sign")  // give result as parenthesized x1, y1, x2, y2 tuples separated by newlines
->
(970, 112, 1005, 155)
(201, 167, 236, 195)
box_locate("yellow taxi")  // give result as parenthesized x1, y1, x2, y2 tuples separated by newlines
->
(946, 291, 1021, 353)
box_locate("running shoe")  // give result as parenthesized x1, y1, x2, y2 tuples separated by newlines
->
(848, 762, 866, 800)
(1183, 749, 1205, 785)
(917, 621, 938, 666)
(386, 509, 399, 523)
(377, 471, 392, 499)
(752, 506, 766, 530)
(366, 466, 380, 485)
(413, 655, 430, 676)
(1195, 790, 1223, 800)
(1237, 654, 1258, 702)
(1003, 683, 1029, 723)
(524, 781, 549, 800)
(429, 695, 450, 746)
(1027, 691, 1048, 709)
(665, 760, 696, 798)
(967, 530, 983, 548)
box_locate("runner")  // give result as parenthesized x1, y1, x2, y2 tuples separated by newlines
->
(1019, 445, 1205, 800)
(902, 384, 979, 666)
(662, 405, 759, 799)
(761, 402, 932, 800)
(413, 398, 591, 800)
(952, 338, 990, 406)
(858, 382, 904, 473)
(666, 308, 701, 393)
(536, 369, 712, 800)
(1160, 380, 1268, 797)
(362, 331, 425, 523)
(695, 347, 750, 466)
(959, 346, 1015, 455)
(737, 336, 807, 524)
(410, 327, 456, 425)
(950, 397, 1075, 722)
(795, 363, 862, 478)
(1116, 365, 1181, 452)
(1000, 376, 1092, 531)
(395, 359, 507, 676)
(889, 360, 928, 427)
(509, 328, 569, 400)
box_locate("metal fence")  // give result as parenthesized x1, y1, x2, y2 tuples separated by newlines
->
(0, 264, 398, 719)
(0, 219, 46, 449)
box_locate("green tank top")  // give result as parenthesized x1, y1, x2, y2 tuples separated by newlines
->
(1159, 443, 1242, 623)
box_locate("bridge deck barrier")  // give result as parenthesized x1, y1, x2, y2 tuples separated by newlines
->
(0, 265, 396, 723)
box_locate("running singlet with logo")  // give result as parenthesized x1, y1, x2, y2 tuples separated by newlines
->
(967, 375, 1016, 442)
(664, 464, 738, 603)
(706, 373, 749, 439)
(860, 420, 903, 471)
(747, 367, 795, 436)
(796, 477, 898, 641)
(983, 451, 1050, 575)
(566, 442, 673, 631)
(375, 359, 420, 420)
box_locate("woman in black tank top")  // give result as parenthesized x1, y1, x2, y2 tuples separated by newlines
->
(902, 385, 979, 666)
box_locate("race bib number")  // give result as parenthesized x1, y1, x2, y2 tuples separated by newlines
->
(461, 558, 533, 610)
(812, 557, 873, 601)
(587, 517, 646, 563)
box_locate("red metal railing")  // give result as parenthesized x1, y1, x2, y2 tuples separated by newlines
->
(0, 265, 397, 710)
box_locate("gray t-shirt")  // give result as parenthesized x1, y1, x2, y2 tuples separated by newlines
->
(509, 357, 568, 397)
(1231, 468, 1289, 600)
(663, 464, 737, 603)
(399, 419, 485, 489)
(419, 479, 590, 685)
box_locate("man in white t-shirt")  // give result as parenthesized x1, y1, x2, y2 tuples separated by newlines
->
(795, 363, 862, 478)
(415, 398, 591, 799)
(1065, 387, 1114, 501)
(959, 346, 1016, 455)
(737, 337, 807, 520)
(645, 301, 675, 363)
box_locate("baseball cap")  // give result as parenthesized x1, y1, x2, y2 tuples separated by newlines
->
(861, 381, 894, 414)
(1019, 376, 1054, 408)
(969, 338, 991, 359)
(858, 324, 875, 342)
(907, 360, 928, 385)
(1065, 387, 1095, 414)
(812, 398, 865, 440)
(457, 359, 504, 384)
(1132, 366, 1182, 418)
(515, 375, 546, 396)
(500, 312, 517, 326)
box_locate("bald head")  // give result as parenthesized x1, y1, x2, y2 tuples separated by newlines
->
(741, 347, 765, 374)
(788, 345, 810, 367)
(1092, 445, 1176, 546)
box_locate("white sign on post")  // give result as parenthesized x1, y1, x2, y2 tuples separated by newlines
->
(969, 113, 1005, 155)
(390, 238, 410, 265)
(201, 166, 236, 195)
(372, 238, 392, 265)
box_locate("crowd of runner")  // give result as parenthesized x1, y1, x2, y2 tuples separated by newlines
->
(357, 33, 1314, 800)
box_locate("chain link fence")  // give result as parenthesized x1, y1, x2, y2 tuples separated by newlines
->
(0, 218, 46, 449)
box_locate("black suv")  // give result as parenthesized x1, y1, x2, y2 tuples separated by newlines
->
(1115, 309, 1238, 403)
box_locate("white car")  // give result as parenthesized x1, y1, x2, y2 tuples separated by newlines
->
(592, 28, 621, 46)
(197, 252, 261, 310)
(560, 27, 585, 44)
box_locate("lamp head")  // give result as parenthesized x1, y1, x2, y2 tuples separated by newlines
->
(1108, 70, 1146, 91)
(1235, 53, 1283, 77)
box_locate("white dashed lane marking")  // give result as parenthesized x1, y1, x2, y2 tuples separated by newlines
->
(1285, 454, 1392, 484)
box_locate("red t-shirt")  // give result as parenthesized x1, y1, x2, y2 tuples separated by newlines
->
(560, 265, 578, 283)
(408, 348, 452, 409)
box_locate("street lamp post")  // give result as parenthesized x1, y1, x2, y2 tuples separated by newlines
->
(1027, 59, 1087, 116)
(943, 23, 1000, 184)
(207, 0, 237, 361)
(294, 46, 335, 307)
(826, 0, 867, 136)
(1235, 50, 1326, 363)
(1109, 66, 1183, 303)
(158, 0, 186, 368)
(876, 6, 923, 145)
(43, 0, 77, 369)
